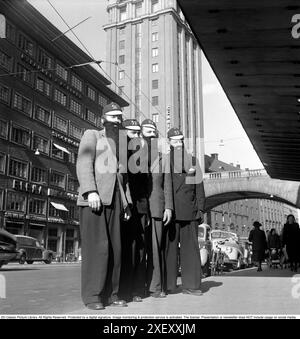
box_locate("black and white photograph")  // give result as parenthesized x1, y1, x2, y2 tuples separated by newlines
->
(0, 0, 300, 323)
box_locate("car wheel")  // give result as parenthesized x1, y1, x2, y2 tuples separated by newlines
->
(44, 255, 53, 264)
(19, 254, 26, 265)
(26, 261, 34, 264)
(234, 257, 242, 270)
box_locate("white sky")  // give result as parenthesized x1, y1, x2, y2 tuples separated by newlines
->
(28, 0, 263, 169)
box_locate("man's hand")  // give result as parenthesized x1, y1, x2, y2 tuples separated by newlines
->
(123, 205, 132, 221)
(163, 209, 172, 225)
(88, 192, 102, 212)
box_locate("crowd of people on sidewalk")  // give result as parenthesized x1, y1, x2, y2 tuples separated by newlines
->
(76, 102, 205, 310)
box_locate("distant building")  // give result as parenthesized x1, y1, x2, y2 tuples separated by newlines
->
(0, 0, 127, 259)
(204, 153, 298, 238)
(104, 0, 205, 166)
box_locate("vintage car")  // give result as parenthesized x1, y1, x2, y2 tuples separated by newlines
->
(14, 235, 55, 264)
(210, 230, 244, 270)
(198, 223, 213, 277)
(0, 228, 18, 268)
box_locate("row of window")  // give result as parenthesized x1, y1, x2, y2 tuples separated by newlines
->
(3, 23, 109, 105)
(0, 189, 78, 219)
(119, 0, 160, 21)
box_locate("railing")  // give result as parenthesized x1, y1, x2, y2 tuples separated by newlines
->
(204, 169, 267, 180)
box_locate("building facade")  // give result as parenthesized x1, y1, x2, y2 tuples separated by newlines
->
(204, 154, 299, 238)
(0, 0, 127, 259)
(104, 0, 205, 165)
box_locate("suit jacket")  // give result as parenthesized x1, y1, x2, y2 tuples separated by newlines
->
(147, 152, 173, 219)
(171, 153, 205, 221)
(76, 129, 132, 209)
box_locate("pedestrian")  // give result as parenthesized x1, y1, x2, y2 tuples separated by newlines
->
(119, 119, 151, 302)
(267, 228, 281, 250)
(282, 214, 300, 272)
(76, 102, 132, 310)
(141, 119, 173, 298)
(165, 128, 205, 296)
(248, 221, 267, 272)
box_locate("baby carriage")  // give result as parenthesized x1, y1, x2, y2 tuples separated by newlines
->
(268, 248, 283, 269)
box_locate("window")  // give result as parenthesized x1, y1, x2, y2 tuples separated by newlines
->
(69, 151, 78, 165)
(66, 229, 75, 238)
(6, 22, 15, 42)
(48, 228, 58, 237)
(38, 50, 52, 69)
(13, 93, 32, 115)
(16, 63, 32, 84)
(53, 114, 68, 134)
(68, 177, 79, 192)
(135, 2, 143, 16)
(119, 40, 125, 50)
(0, 84, 9, 103)
(54, 89, 67, 106)
(152, 96, 159, 106)
(18, 34, 34, 56)
(152, 63, 159, 73)
(86, 109, 97, 125)
(152, 113, 159, 123)
(151, 0, 159, 13)
(31, 167, 47, 184)
(70, 99, 82, 116)
(118, 86, 124, 96)
(152, 47, 158, 58)
(11, 125, 31, 147)
(0, 50, 12, 71)
(51, 144, 65, 161)
(6, 192, 26, 212)
(8, 158, 28, 179)
(152, 32, 158, 42)
(98, 94, 107, 107)
(119, 55, 125, 65)
(69, 123, 83, 140)
(36, 77, 51, 96)
(50, 171, 66, 189)
(119, 27, 125, 36)
(120, 6, 127, 21)
(119, 70, 125, 80)
(87, 86, 96, 101)
(49, 203, 62, 218)
(56, 64, 68, 81)
(151, 18, 158, 26)
(71, 75, 83, 92)
(29, 199, 46, 215)
(35, 105, 51, 125)
(0, 153, 5, 173)
(152, 79, 159, 89)
(33, 135, 49, 155)
(0, 120, 8, 139)
(69, 206, 79, 221)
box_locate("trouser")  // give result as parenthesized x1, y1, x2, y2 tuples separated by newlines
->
(79, 188, 122, 305)
(148, 219, 166, 293)
(165, 220, 202, 291)
(120, 212, 151, 299)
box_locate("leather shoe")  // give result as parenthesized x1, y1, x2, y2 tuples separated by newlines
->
(182, 289, 203, 296)
(109, 300, 128, 307)
(86, 302, 105, 310)
(150, 291, 167, 298)
(132, 296, 143, 302)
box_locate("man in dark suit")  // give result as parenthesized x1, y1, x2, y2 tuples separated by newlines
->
(248, 221, 267, 272)
(76, 102, 131, 310)
(165, 128, 205, 296)
(141, 119, 173, 298)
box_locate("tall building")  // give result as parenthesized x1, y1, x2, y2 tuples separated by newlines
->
(0, 0, 128, 259)
(104, 0, 205, 166)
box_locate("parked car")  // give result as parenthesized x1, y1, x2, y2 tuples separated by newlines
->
(14, 235, 55, 265)
(198, 223, 213, 277)
(210, 230, 244, 270)
(0, 228, 18, 268)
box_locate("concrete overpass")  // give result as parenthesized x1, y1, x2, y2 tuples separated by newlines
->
(178, 0, 300, 182)
(203, 169, 300, 212)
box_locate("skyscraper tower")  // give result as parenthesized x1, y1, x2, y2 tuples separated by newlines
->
(104, 0, 204, 164)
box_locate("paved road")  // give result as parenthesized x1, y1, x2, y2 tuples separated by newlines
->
(0, 263, 299, 315)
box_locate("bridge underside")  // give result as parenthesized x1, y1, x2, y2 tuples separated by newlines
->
(204, 191, 297, 212)
(178, 0, 300, 181)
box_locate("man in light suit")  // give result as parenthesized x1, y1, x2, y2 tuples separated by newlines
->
(76, 102, 131, 310)
(165, 128, 205, 296)
(141, 119, 173, 298)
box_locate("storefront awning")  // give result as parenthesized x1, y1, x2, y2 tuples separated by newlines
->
(50, 202, 69, 212)
(53, 143, 70, 155)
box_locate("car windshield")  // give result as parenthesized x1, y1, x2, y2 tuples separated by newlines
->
(198, 227, 205, 238)
(211, 231, 236, 240)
